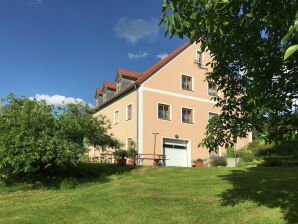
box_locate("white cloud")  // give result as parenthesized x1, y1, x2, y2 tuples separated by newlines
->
(28, 0, 42, 5)
(128, 52, 148, 60)
(156, 53, 168, 60)
(29, 94, 93, 107)
(114, 17, 159, 44)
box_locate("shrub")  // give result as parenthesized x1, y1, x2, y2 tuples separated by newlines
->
(126, 148, 137, 160)
(226, 147, 236, 158)
(113, 149, 127, 160)
(0, 94, 119, 177)
(211, 159, 227, 167)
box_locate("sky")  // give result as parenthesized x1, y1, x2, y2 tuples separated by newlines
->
(0, 0, 187, 106)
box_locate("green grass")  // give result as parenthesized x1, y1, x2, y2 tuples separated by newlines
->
(0, 164, 297, 224)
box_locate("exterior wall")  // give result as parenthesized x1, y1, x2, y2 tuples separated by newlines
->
(141, 90, 219, 165)
(94, 90, 138, 150)
(140, 43, 251, 165)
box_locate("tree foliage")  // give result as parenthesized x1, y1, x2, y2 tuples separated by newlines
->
(161, 0, 298, 150)
(0, 94, 119, 176)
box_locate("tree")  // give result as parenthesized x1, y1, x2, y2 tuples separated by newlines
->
(161, 0, 298, 150)
(0, 94, 119, 176)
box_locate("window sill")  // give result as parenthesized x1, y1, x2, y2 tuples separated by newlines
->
(182, 89, 194, 92)
(182, 121, 194, 125)
(158, 118, 171, 121)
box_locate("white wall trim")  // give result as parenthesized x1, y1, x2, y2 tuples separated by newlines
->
(249, 131, 253, 143)
(137, 85, 143, 154)
(143, 86, 216, 105)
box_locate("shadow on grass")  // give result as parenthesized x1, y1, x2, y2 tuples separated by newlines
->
(219, 168, 298, 224)
(1, 163, 139, 192)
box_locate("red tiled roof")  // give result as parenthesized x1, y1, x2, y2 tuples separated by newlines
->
(95, 88, 103, 95)
(95, 42, 191, 110)
(136, 41, 191, 84)
(103, 81, 116, 90)
(117, 68, 142, 80)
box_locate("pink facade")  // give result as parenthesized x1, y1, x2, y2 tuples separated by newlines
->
(93, 43, 252, 166)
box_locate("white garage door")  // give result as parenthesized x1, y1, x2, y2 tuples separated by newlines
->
(163, 138, 188, 167)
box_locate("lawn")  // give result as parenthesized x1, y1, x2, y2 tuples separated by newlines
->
(0, 164, 297, 224)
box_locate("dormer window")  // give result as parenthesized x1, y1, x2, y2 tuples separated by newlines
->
(196, 50, 204, 66)
(103, 94, 107, 102)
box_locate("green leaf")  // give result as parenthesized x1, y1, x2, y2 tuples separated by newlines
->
(284, 44, 298, 60)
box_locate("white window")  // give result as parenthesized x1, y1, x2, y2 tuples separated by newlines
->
(103, 94, 106, 102)
(158, 103, 170, 120)
(209, 112, 218, 119)
(208, 82, 217, 96)
(126, 104, 132, 120)
(181, 75, 192, 91)
(182, 107, 193, 124)
(126, 137, 133, 149)
(114, 110, 119, 124)
(196, 50, 204, 66)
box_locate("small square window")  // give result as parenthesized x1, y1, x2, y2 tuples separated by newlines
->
(114, 111, 119, 124)
(209, 112, 218, 120)
(208, 82, 217, 96)
(158, 104, 170, 120)
(182, 108, 193, 123)
(126, 104, 132, 120)
(182, 75, 192, 91)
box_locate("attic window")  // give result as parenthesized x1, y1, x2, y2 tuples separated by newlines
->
(196, 50, 204, 66)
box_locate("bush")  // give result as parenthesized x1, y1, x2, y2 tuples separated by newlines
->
(0, 94, 119, 177)
(211, 159, 227, 167)
(126, 148, 137, 160)
(226, 147, 236, 158)
(113, 149, 127, 160)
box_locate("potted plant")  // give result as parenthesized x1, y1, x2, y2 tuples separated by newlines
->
(193, 158, 204, 168)
(113, 149, 127, 166)
(126, 147, 137, 166)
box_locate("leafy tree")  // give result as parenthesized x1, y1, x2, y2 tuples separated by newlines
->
(161, 0, 298, 150)
(0, 94, 119, 176)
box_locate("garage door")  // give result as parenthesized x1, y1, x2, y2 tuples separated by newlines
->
(163, 138, 188, 167)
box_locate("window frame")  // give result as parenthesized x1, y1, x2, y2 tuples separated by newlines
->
(126, 137, 133, 150)
(181, 107, 194, 124)
(208, 82, 218, 96)
(157, 103, 171, 121)
(208, 112, 218, 120)
(126, 104, 132, 121)
(196, 50, 205, 66)
(114, 110, 119, 125)
(181, 74, 194, 91)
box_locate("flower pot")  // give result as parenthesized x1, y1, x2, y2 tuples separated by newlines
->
(195, 161, 204, 168)
(117, 158, 127, 166)
(126, 159, 135, 166)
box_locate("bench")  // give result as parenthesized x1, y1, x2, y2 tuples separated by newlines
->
(137, 153, 167, 166)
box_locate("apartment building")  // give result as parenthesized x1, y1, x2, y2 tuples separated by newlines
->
(92, 42, 252, 167)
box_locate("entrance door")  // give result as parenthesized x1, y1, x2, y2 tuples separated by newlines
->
(163, 138, 188, 167)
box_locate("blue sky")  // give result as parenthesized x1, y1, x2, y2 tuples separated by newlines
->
(0, 0, 187, 106)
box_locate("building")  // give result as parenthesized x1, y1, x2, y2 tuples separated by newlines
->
(92, 42, 252, 167)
